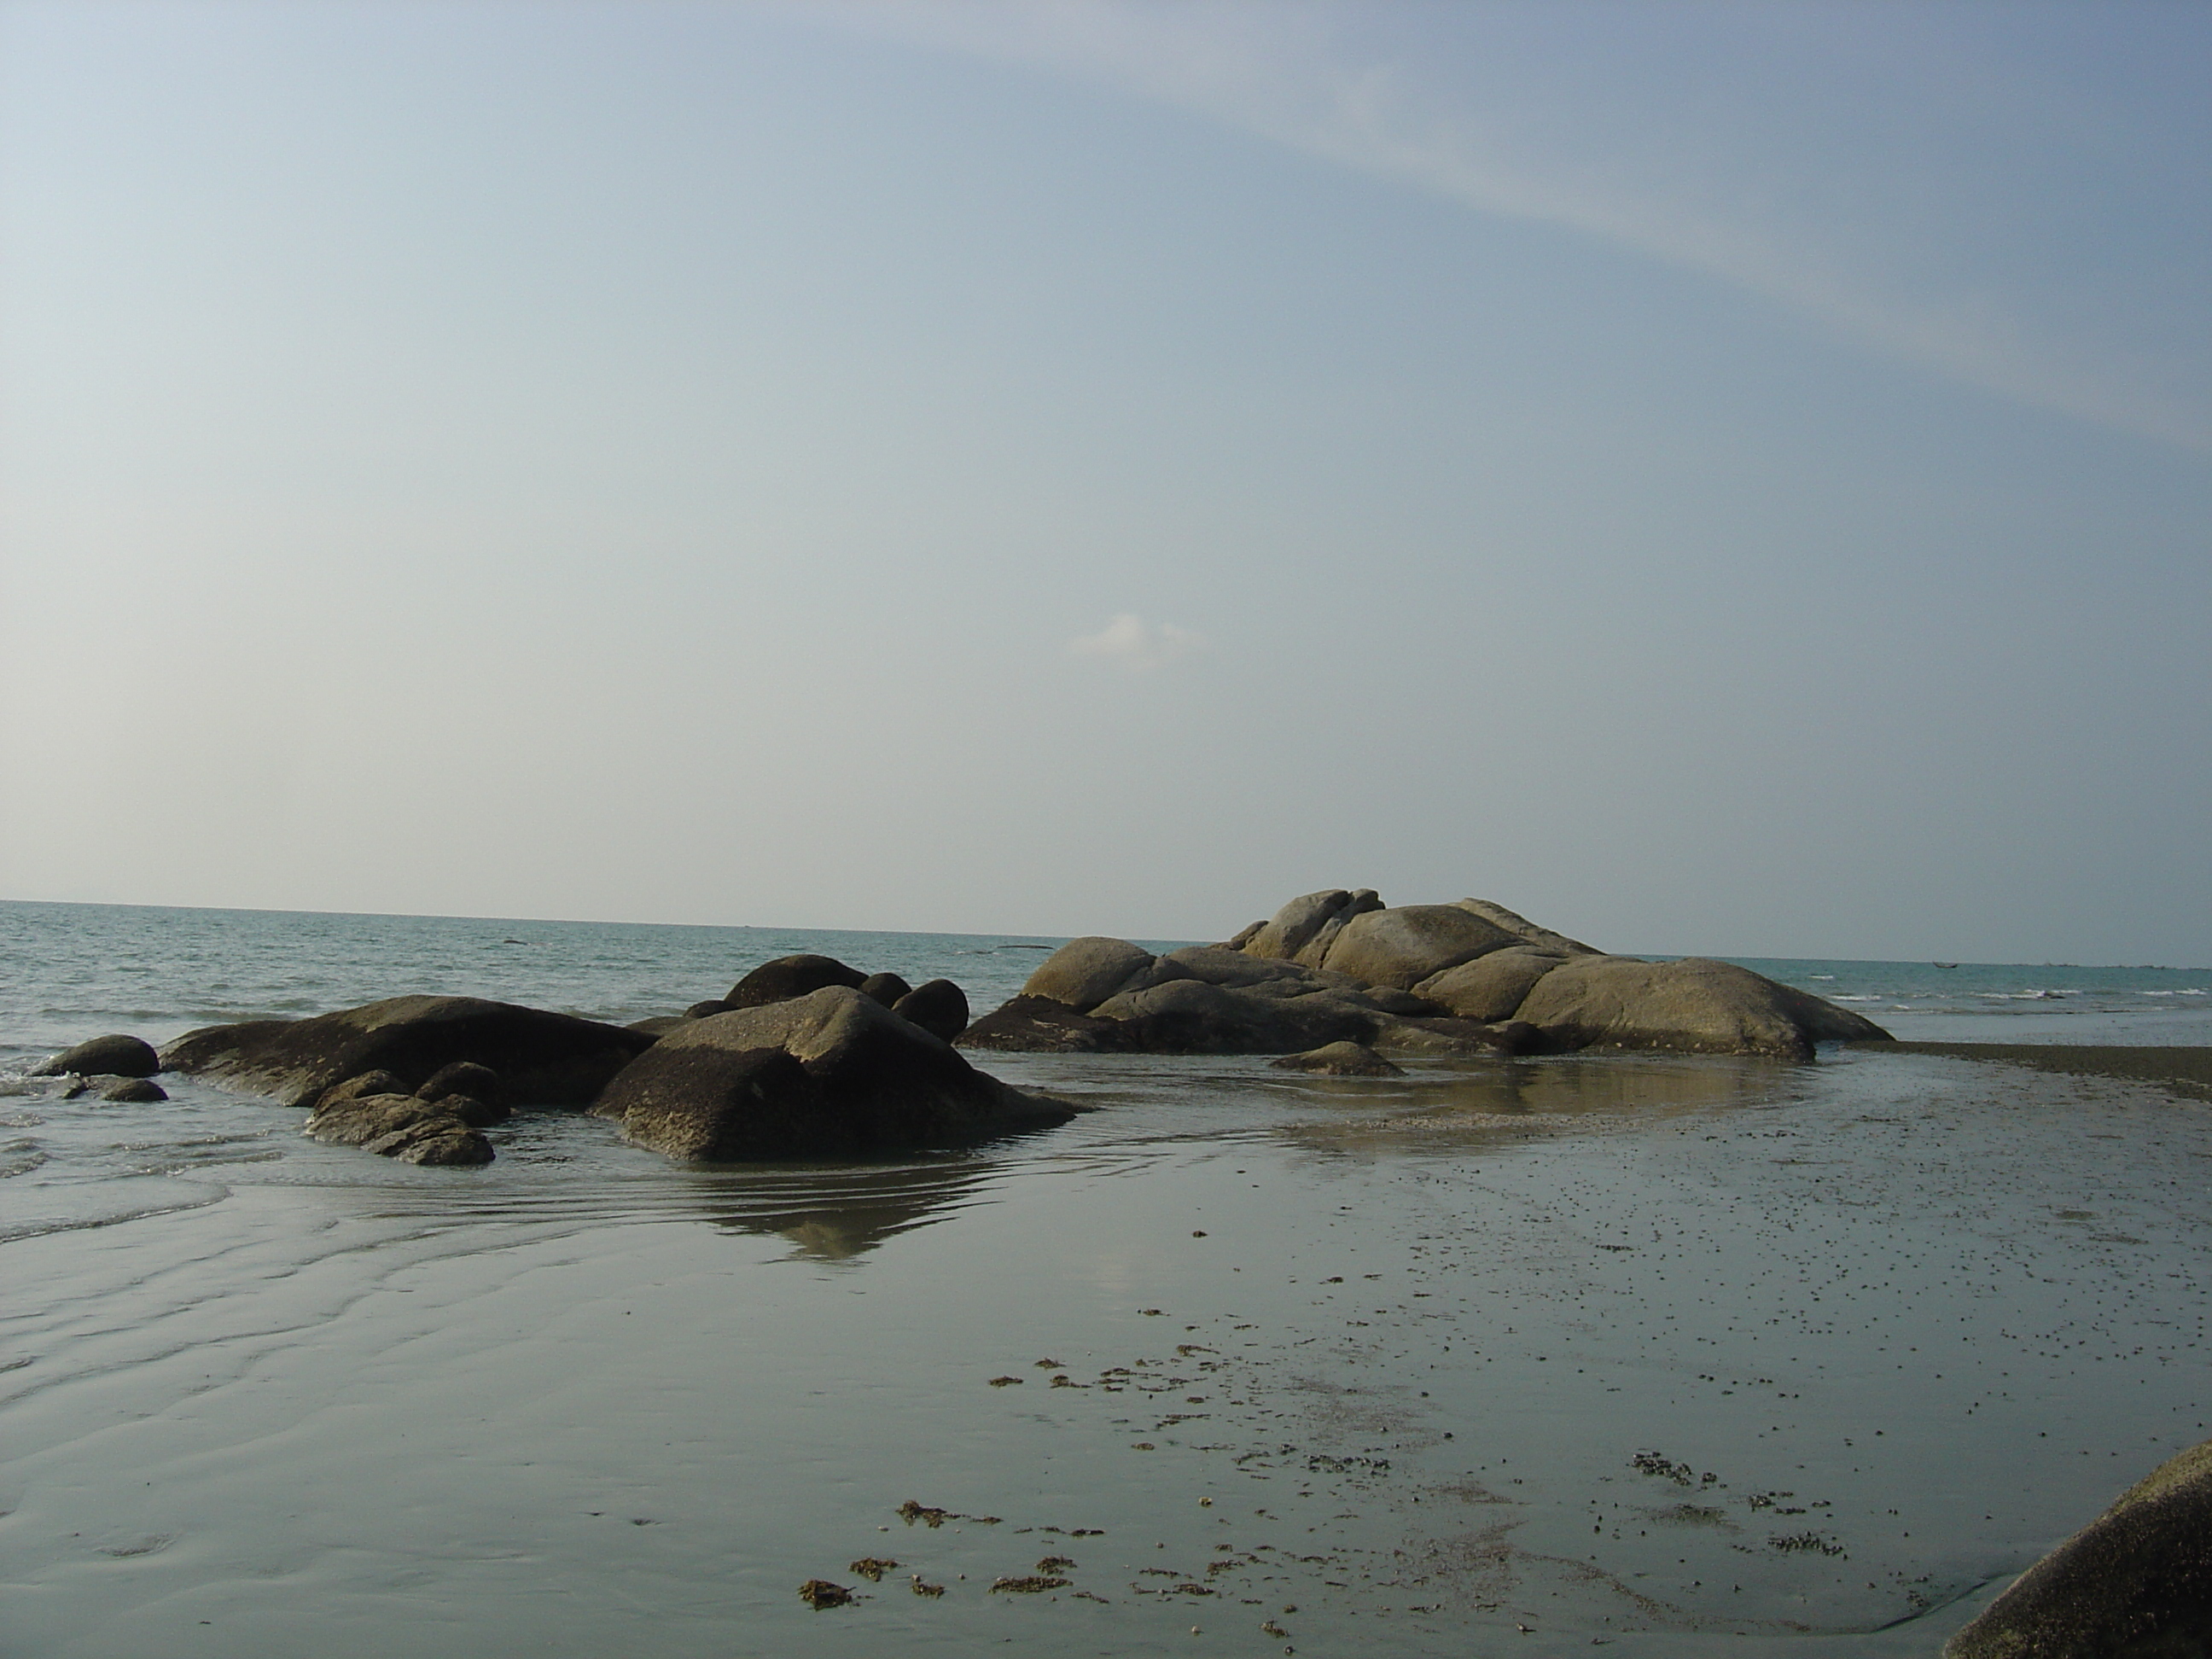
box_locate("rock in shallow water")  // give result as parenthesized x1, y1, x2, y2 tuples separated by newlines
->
(33, 1033, 161, 1080)
(1270, 1042, 1404, 1077)
(305, 1091, 496, 1165)
(596, 986, 1072, 1161)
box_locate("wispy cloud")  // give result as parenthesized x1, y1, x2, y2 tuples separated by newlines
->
(1068, 611, 1207, 671)
(803, 0, 2212, 457)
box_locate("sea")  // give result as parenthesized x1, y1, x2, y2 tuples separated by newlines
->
(5, 898, 2211, 1658)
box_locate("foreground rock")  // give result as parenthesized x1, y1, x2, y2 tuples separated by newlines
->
(961, 890, 1886, 1060)
(305, 1091, 497, 1166)
(596, 986, 1073, 1160)
(1945, 1438, 2212, 1657)
(161, 995, 654, 1108)
(33, 1033, 161, 1080)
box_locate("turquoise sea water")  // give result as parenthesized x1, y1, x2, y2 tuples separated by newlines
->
(5, 899, 2211, 1658)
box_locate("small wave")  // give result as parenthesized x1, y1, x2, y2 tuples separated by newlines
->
(1808, 975, 1835, 981)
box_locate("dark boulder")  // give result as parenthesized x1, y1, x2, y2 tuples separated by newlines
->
(725, 955, 868, 1010)
(99, 1077, 169, 1103)
(629, 1016, 686, 1038)
(160, 995, 655, 1108)
(684, 999, 733, 1020)
(417, 1060, 501, 1109)
(1271, 1042, 1404, 1077)
(33, 1033, 160, 1080)
(304, 1091, 496, 1165)
(1945, 1439, 2212, 1657)
(892, 979, 969, 1043)
(859, 973, 913, 1008)
(597, 986, 1073, 1161)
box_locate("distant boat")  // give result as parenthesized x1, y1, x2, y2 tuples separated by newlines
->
(1932, 961, 1959, 969)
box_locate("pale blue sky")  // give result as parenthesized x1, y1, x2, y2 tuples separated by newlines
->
(3, 1, 2207, 962)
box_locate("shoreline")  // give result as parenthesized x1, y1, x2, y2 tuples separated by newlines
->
(1849, 1039, 2212, 1098)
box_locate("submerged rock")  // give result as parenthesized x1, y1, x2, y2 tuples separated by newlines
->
(1271, 1042, 1405, 1077)
(98, 1076, 169, 1103)
(1945, 1437, 2212, 1657)
(596, 986, 1073, 1161)
(33, 1033, 160, 1080)
(160, 995, 654, 1108)
(963, 889, 1886, 1059)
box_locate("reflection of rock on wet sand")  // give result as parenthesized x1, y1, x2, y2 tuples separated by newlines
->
(1277, 1052, 1799, 1149)
(702, 1158, 998, 1260)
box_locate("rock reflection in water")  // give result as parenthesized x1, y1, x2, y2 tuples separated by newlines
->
(700, 1156, 999, 1259)
(1278, 1052, 1802, 1150)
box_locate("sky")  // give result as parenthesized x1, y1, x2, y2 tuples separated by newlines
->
(1, 0, 2207, 963)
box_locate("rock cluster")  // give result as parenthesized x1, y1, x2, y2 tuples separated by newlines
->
(152, 956, 1054, 1167)
(962, 890, 1886, 1061)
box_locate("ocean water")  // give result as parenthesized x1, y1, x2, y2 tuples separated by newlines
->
(5, 899, 2212, 1658)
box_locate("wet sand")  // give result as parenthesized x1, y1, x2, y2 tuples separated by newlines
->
(1852, 1040, 2212, 1098)
(7, 1048, 2212, 1656)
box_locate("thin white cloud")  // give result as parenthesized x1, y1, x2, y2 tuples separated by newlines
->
(800, 0, 2212, 457)
(1068, 611, 1208, 671)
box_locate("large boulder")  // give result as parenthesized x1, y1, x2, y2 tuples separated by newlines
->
(33, 1033, 161, 1079)
(1317, 905, 1522, 989)
(160, 996, 655, 1108)
(1946, 1439, 2212, 1657)
(595, 986, 1074, 1160)
(725, 954, 868, 1010)
(1513, 957, 1889, 1061)
(1413, 946, 1569, 1020)
(1020, 936, 1159, 1013)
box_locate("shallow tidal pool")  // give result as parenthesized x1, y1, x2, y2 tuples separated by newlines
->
(5, 1046, 2210, 1657)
